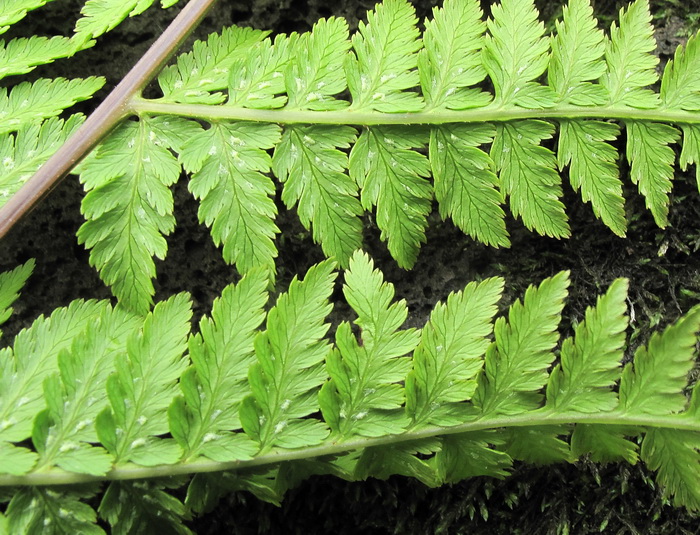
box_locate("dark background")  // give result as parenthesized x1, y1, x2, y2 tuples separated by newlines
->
(3, 0, 700, 533)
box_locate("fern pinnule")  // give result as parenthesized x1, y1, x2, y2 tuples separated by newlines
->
(97, 294, 192, 467)
(169, 269, 268, 463)
(239, 259, 336, 452)
(320, 251, 419, 438)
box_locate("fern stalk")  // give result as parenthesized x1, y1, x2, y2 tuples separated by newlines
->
(0, 0, 217, 238)
(132, 99, 700, 125)
(0, 410, 698, 487)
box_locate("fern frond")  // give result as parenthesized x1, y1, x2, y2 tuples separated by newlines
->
(158, 26, 269, 105)
(474, 271, 570, 415)
(6, 486, 103, 535)
(3, 255, 700, 527)
(546, 278, 628, 412)
(31, 307, 141, 476)
(78, 116, 198, 315)
(406, 275, 503, 427)
(619, 306, 700, 414)
(319, 251, 419, 438)
(239, 260, 336, 452)
(0, 300, 113, 475)
(180, 121, 281, 276)
(169, 269, 268, 463)
(0, 0, 53, 34)
(0, 259, 33, 333)
(96, 294, 192, 466)
(99, 479, 192, 535)
(350, 125, 432, 268)
(0, 36, 87, 80)
(0, 78, 104, 135)
(0, 115, 84, 210)
(75, 0, 181, 41)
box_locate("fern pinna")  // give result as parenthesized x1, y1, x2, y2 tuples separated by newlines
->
(0, 251, 700, 532)
(49, 0, 697, 314)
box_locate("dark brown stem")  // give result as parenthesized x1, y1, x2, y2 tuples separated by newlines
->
(0, 0, 218, 238)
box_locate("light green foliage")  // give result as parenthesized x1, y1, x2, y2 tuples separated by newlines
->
(406, 276, 503, 427)
(350, 125, 432, 268)
(239, 260, 336, 451)
(59, 0, 700, 312)
(475, 271, 570, 415)
(169, 269, 268, 463)
(546, 278, 628, 413)
(78, 116, 199, 315)
(0, 77, 104, 135)
(550, 0, 626, 235)
(0, 36, 87, 79)
(1, 255, 700, 531)
(619, 307, 700, 414)
(0, 0, 54, 33)
(320, 251, 419, 438)
(96, 294, 192, 466)
(0, 115, 84, 210)
(158, 26, 269, 105)
(181, 121, 281, 276)
(75, 0, 180, 41)
(0, 259, 33, 333)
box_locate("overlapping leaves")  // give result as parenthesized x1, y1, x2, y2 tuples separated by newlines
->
(71, 0, 700, 314)
(2, 251, 700, 531)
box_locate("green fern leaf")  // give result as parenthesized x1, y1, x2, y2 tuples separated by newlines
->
(642, 429, 700, 511)
(6, 486, 104, 535)
(169, 269, 268, 463)
(0, 299, 114, 475)
(274, 125, 362, 267)
(474, 271, 570, 415)
(430, 124, 508, 247)
(272, 17, 363, 266)
(240, 260, 336, 451)
(504, 426, 571, 464)
(661, 31, 700, 111)
(419, 0, 490, 111)
(227, 34, 295, 109)
(78, 116, 198, 315)
(0, 36, 87, 80)
(31, 307, 141, 476)
(492, 121, 570, 238)
(75, 0, 180, 41)
(96, 294, 192, 467)
(180, 121, 281, 276)
(158, 26, 269, 105)
(0, 115, 84, 210)
(319, 251, 419, 438)
(350, 126, 431, 268)
(354, 439, 441, 487)
(0, 77, 103, 134)
(346, 0, 422, 113)
(98, 479, 192, 535)
(620, 306, 700, 414)
(546, 278, 628, 413)
(571, 424, 640, 464)
(626, 121, 680, 227)
(433, 431, 511, 483)
(549, 0, 626, 236)
(0, 259, 33, 332)
(0, 0, 53, 34)
(483, 0, 555, 108)
(285, 16, 350, 111)
(406, 276, 503, 427)
(601, 0, 658, 108)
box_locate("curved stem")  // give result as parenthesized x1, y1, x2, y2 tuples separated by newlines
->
(0, 0, 219, 239)
(1, 410, 696, 487)
(131, 99, 700, 126)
